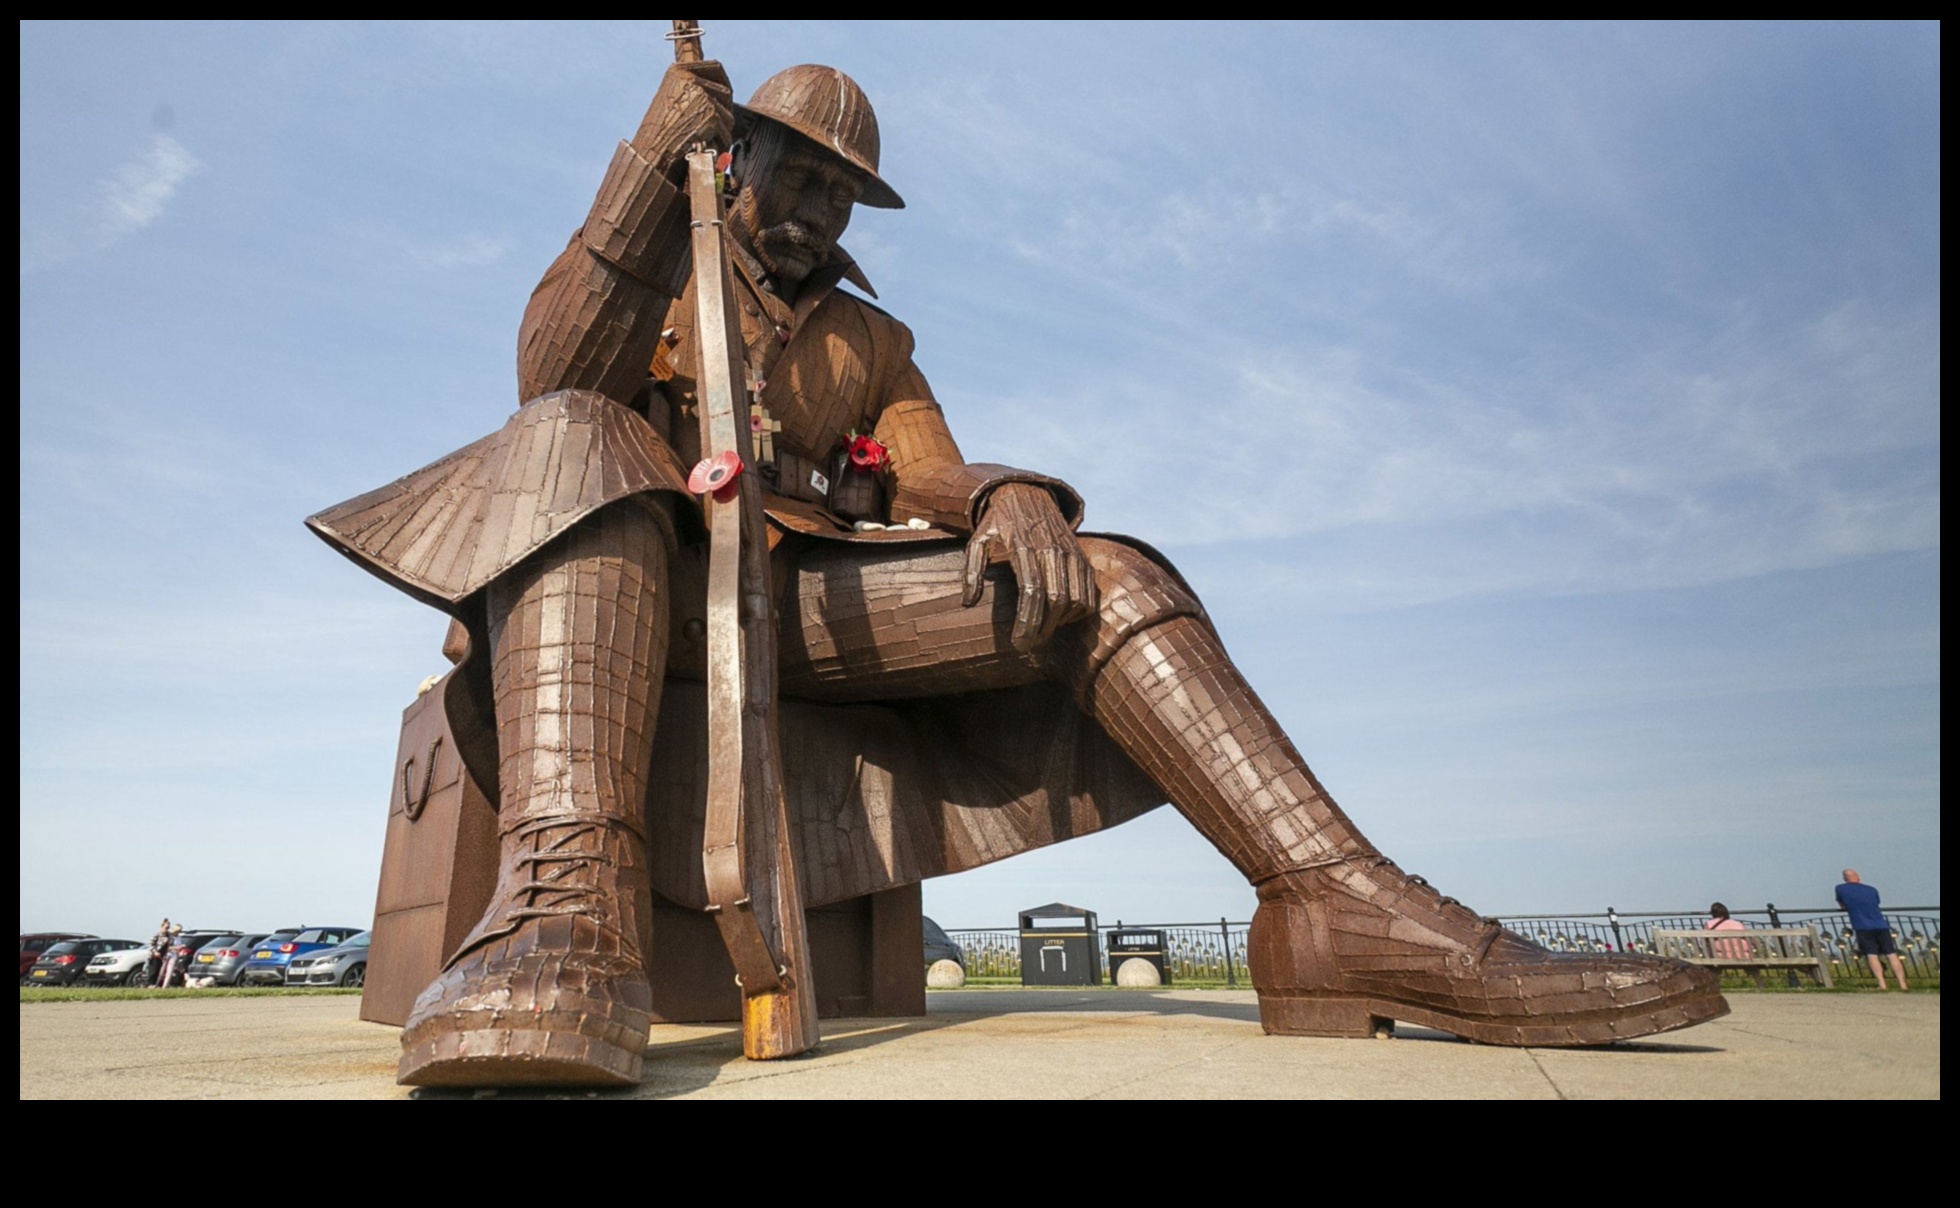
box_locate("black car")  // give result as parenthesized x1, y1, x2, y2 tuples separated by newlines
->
(923, 917, 965, 967)
(25, 938, 144, 987)
(20, 932, 94, 981)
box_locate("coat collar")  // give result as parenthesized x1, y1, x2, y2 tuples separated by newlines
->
(726, 234, 877, 331)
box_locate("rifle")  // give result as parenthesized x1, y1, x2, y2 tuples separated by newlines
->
(672, 18, 820, 1060)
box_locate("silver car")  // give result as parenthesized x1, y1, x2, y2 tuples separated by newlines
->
(185, 932, 287, 987)
(293, 932, 371, 988)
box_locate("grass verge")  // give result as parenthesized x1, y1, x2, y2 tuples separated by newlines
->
(19, 986, 363, 1004)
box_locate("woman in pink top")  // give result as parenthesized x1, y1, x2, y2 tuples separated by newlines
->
(1704, 902, 1751, 961)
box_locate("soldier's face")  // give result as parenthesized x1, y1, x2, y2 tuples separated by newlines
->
(737, 124, 863, 292)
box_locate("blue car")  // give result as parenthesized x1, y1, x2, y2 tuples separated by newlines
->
(238, 926, 364, 986)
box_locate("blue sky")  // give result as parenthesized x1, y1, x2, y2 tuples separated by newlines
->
(20, 21, 1940, 938)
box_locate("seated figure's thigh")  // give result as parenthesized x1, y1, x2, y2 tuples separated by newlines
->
(660, 531, 1196, 703)
(777, 541, 1043, 702)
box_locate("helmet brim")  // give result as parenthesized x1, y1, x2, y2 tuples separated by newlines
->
(735, 105, 905, 210)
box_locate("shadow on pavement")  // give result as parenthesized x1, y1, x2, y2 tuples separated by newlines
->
(409, 1015, 971, 1100)
(407, 989, 1730, 1097)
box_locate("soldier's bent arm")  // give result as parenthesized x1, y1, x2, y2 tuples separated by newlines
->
(874, 347, 1082, 534)
(871, 329, 1097, 648)
(516, 61, 733, 406)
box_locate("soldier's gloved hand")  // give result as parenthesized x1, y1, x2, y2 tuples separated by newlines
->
(963, 482, 1099, 654)
(633, 58, 736, 173)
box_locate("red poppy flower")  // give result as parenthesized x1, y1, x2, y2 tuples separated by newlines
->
(848, 434, 889, 472)
(687, 450, 743, 502)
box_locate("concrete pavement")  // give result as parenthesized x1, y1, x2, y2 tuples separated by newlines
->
(18, 988, 1939, 1099)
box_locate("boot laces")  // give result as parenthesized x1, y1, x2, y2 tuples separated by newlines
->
(1272, 854, 1493, 925)
(497, 816, 619, 925)
(1268, 854, 1512, 965)
(1358, 855, 1510, 933)
(436, 814, 644, 973)
(1352, 856, 1464, 909)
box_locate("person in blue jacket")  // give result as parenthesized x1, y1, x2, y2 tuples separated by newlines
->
(1834, 869, 1908, 990)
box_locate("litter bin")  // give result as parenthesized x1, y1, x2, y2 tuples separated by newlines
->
(1107, 928, 1169, 985)
(1018, 902, 1100, 986)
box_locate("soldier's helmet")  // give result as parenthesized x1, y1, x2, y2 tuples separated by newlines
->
(736, 65, 904, 210)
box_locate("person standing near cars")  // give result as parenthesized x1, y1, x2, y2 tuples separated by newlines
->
(144, 919, 173, 989)
(1835, 869, 1908, 990)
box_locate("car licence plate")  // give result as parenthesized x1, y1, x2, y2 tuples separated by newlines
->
(196, 954, 215, 963)
(255, 950, 273, 959)
(30, 969, 48, 978)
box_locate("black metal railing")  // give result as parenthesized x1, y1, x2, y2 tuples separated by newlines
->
(945, 919, 1252, 985)
(946, 930, 1023, 980)
(1494, 908, 1941, 989)
(945, 907, 1939, 989)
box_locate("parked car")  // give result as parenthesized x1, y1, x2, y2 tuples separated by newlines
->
(292, 932, 371, 987)
(185, 932, 288, 987)
(24, 939, 143, 987)
(20, 933, 94, 981)
(153, 930, 245, 987)
(80, 942, 153, 987)
(238, 927, 364, 986)
(923, 917, 965, 968)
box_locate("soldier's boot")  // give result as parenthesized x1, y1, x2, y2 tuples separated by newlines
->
(1063, 542, 1728, 1046)
(399, 507, 670, 1087)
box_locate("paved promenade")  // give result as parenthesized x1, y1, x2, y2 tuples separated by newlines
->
(19, 988, 1938, 1099)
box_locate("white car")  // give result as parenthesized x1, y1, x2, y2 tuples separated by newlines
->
(79, 943, 153, 987)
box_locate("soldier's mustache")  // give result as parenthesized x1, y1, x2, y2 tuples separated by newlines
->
(758, 220, 828, 257)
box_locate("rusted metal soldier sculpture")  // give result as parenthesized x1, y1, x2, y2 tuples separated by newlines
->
(310, 24, 1727, 1087)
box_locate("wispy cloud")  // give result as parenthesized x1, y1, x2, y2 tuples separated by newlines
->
(101, 132, 200, 240)
(954, 297, 1939, 611)
(20, 132, 200, 273)
(403, 233, 510, 269)
(881, 45, 1937, 612)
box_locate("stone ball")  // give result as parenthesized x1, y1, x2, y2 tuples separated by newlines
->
(926, 959, 966, 988)
(1115, 958, 1162, 987)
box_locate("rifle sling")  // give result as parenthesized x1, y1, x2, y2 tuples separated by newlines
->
(687, 149, 783, 996)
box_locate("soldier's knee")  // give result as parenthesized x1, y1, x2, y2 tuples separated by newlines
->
(490, 499, 675, 639)
(518, 499, 674, 595)
(1072, 537, 1207, 670)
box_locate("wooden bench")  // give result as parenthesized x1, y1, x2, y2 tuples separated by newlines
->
(1651, 926, 1834, 988)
